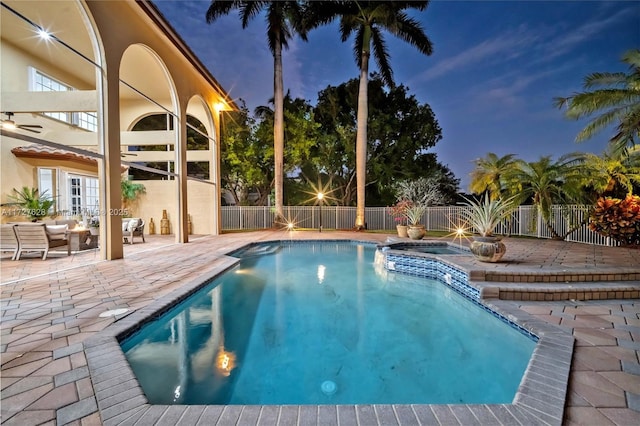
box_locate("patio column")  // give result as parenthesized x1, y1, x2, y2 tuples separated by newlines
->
(176, 108, 188, 243)
(99, 55, 124, 260)
(213, 106, 222, 234)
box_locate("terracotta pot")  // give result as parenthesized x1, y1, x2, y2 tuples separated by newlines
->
(470, 236, 506, 262)
(407, 225, 426, 240)
(396, 224, 409, 238)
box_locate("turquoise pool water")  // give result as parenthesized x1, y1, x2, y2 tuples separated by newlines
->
(121, 242, 535, 405)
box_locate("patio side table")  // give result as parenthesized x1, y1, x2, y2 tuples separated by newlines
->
(67, 229, 99, 255)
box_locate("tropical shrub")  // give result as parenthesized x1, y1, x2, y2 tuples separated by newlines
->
(6, 187, 55, 221)
(387, 199, 411, 225)
(121, 178, 146, 213)
(589, 195, 640, 246)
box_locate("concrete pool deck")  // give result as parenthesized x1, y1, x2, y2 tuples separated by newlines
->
(1, 231, 639, 425)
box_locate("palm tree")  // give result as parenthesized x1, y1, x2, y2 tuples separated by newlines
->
(304, 1, 433, 229)
(206, 1, 305, 224)
(506, 154, 587, 240)
(579, 146, 640, 197)
(554, 49, 640, 156)
(469, 153, 518, 200)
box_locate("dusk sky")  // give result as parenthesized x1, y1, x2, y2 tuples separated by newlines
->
(153, 0, 639, 190)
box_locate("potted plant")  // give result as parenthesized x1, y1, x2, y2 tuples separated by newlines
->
(88, 216, 100, 235)
(393, 177, 444, 240)
(405, 204, 427, 240)
(5, 187, 55, 222)
(388, 199, 411, 237)
(459, 193, 516, 262)
(121, 178, 146, 214)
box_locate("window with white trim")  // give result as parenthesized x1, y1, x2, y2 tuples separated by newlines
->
(29, 67, 98, 132)
(68, 174, 99, 216)
(37, 168, 57, 214)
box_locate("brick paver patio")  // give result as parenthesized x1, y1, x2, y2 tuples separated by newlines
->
(1, 231, 639, 425)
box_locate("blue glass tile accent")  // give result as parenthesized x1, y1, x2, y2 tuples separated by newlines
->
(383, 250, 538, 342)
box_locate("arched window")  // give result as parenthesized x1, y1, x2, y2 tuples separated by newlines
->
(127, 114, 209, 180)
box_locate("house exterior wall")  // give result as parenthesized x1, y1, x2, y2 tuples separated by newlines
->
(1, 0, 231, 259)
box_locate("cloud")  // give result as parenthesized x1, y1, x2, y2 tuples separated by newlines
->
(544, 7, 635, 60)
(413, 27, 539, 82)
(414, 3, 634, 85)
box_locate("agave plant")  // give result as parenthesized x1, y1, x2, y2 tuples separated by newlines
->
(404, 204, 427, 226)
(460, 193, 516, 237)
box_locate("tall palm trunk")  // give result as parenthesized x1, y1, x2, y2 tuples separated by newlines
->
(273, 33, 285, 223)
(355, 31, 371, 230)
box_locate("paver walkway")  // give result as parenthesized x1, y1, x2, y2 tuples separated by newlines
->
(1, 231, 639, 425)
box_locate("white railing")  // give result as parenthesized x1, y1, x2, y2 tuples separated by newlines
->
(221, 205, 616, 246)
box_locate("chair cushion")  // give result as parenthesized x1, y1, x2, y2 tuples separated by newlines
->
(126, 218, 141, 232)
(45, 224, 68, 240)
(55, 219, 78, 228)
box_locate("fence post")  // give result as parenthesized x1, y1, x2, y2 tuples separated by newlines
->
(519, 206, 522, 236)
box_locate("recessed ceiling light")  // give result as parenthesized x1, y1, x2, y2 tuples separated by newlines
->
(37, 29, 51, 40)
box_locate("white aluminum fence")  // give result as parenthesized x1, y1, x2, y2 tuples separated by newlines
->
(221, 205, 616, 246)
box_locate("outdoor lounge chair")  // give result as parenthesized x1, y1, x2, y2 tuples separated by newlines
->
(14, 223, 67, 260)
(122, 218, 145, 244)
(1, 224, 19, 260)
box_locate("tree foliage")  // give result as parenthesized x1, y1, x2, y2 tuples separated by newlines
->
(503, 154, 590, 240)
(207, 1, 307, 219)
(303, 0, 434, 228)
(219, 78, 456, 207)
(312, 75, 454, 206)
(220, 101, 272, 205)
(469, 153, 518, 200)
(555, 49, 640, 155)
(578, 147, 640, 199)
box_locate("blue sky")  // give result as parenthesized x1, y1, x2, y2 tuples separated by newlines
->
(153, 0, 639, 190)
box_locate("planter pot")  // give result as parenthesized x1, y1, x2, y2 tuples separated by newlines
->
(396, 224, 409, 238)
(89, 227, 99, 236)
(407, 225, 426, 240)
(470, 236, 506, 262)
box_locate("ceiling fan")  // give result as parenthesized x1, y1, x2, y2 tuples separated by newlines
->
(1, 112, 43, 133)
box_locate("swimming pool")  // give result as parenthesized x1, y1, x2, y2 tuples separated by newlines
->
(121, 241, 535, 406)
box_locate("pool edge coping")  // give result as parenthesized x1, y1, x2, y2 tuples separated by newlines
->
(83, 239, 574, 426)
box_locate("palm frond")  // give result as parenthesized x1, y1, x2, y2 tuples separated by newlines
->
(583, 72, 628, 89)
(390, 12, 433, 55)
(557, 49, 640, 152)
(565, 89, 639, 118)
(622, 49, 640, 69)
(206, 1, 239, 23)
(371, 27, 394, 87)
(575, 105, 634, 142)
(353, 26, 366, 69)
